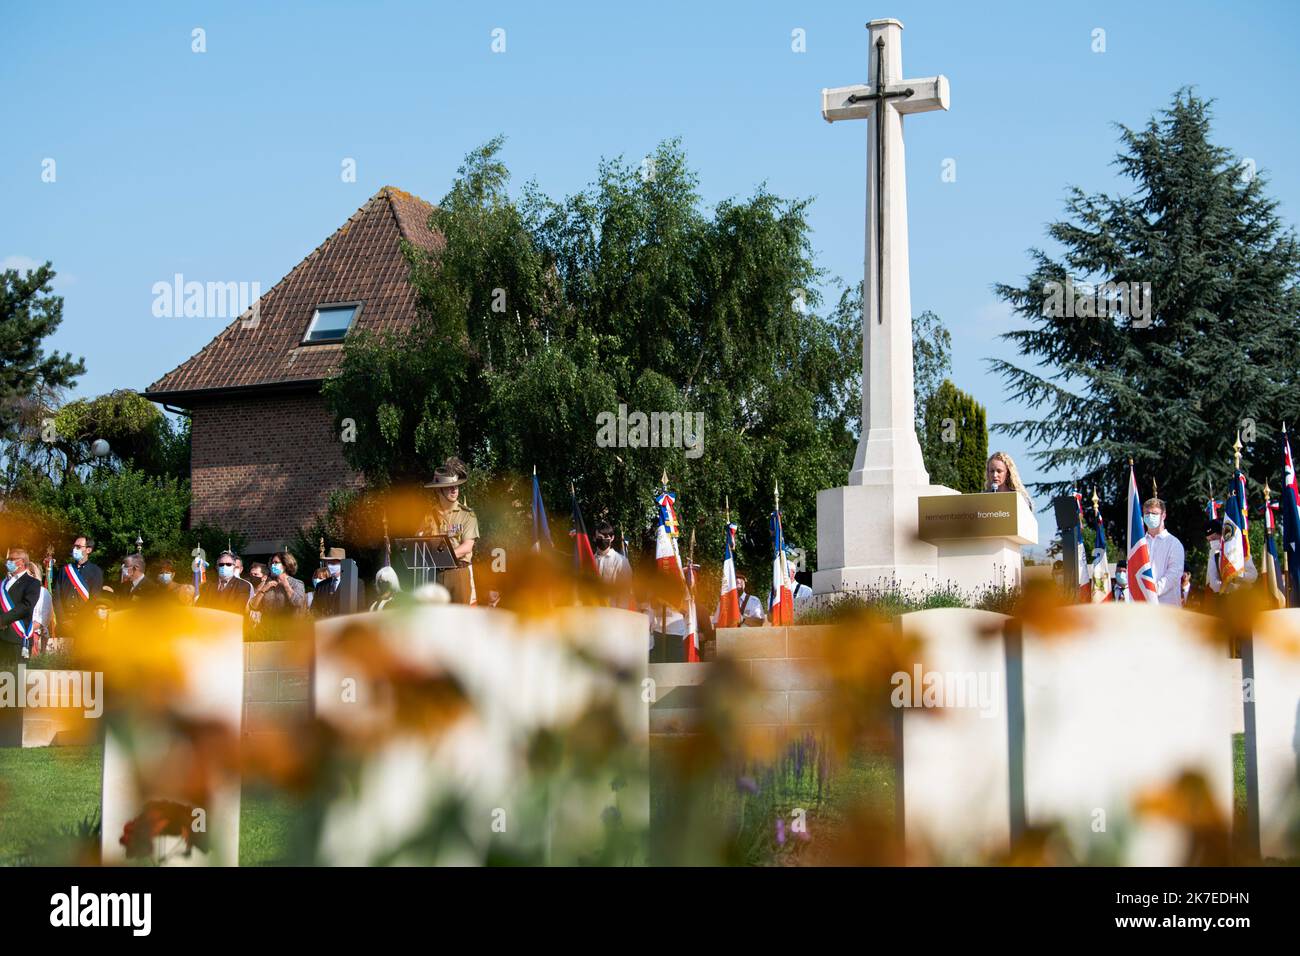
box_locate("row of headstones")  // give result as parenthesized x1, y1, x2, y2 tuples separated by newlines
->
(101, 605, 650, 866)
(899, 604, 1300, 864)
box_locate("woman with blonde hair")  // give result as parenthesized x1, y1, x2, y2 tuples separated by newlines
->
(985, 451, 1032, 507)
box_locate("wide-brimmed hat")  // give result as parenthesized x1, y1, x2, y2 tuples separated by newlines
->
(424, 467, 466, 489)
(322, 547, 346, 561)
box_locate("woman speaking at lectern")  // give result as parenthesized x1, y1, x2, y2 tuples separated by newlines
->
(984, 451, 1032, 508)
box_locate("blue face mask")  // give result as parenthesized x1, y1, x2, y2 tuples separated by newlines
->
(160, 573, 173, 585)
(269, 563, 283, 576)
(5, 560, 16, 574)
(72, 547, 85, 563)
(1143, 513, 1161, 531)
(217, 565, 234, 580)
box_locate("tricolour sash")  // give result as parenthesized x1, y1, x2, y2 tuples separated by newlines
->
(0, 577, 33, 642)
(63, 563, 91, 601)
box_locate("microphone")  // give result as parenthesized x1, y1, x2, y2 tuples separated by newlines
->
(989, 479, 1000, 493)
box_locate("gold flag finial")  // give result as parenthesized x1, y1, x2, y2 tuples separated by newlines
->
(1152, 477, 1158, 500)
(1234, 430, 1243, 471)
(725, 494, 731, 525)
(661, 468, 669, 489)
(774, 480, 781, 511)
(1264, 480, 1273, 502)
(1091, 486, 1100, 513)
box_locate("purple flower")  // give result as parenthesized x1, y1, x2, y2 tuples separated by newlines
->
(775, 817, 786, 845)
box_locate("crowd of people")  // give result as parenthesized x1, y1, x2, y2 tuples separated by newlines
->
(2, 450, 1259, 670)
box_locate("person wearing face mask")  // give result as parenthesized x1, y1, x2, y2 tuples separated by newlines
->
(156, 559, 178, 593)
(1204, 517, 1258, 596)
(0, 549, 41, 743)
(199, 549, 254, 615)
(1140, 497, 1185, 605)
(250, 551, 306, 623)
(592, 521, 632, 605)
(311, 548, 347, 618)
(53, 534, 104, 641)
(1112, 560, 1129, 601)
(1, 549, 41, 654)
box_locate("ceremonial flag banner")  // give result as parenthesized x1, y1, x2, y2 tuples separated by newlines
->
(1090, 501, 1113, 603)
(1281, 427, 1300, 603)
(1127, 465, 1159, 602)
(717, 523, 741, 628)
(569, 488, 597, 575)
(655, 491, 681, 576)
(1071, 488, 1090, 602)
(1234, 468, 1251, 560)
(654, 486, 697, 662)
(531, 470, 552, 551)
(769, 508, 793, 625)
(1220, 491, 1247, 586)
(683, 558, 700, 663)
(1263, 523, 1286, 608)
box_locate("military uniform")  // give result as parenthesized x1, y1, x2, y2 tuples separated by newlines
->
(421, 501, 479, 604)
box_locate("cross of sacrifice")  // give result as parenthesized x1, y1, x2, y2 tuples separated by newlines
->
(821, 19, 949, 483)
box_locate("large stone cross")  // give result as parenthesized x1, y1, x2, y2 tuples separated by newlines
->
(822, 18, 949, 487)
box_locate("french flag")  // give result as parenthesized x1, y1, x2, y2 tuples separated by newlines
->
(683, 559, 700, 663)
(769, 510, 793, 625)
(1126, 464, 1159, 602)
(717, 523, 741, 628)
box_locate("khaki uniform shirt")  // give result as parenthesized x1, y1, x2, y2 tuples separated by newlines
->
(421, 502, 479, 566)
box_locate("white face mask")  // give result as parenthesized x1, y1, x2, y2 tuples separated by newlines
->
(1143, 513, 1161, 531)
(160, 573, 173, 585)
(327, 563, 342, 578)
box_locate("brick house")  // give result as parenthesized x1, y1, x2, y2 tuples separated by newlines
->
(145, 187, 441, 555)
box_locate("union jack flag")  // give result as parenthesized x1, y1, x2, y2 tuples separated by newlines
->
(1127, 464, 1158, 601)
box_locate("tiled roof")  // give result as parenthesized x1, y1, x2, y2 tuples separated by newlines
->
(145, 186, 441, 401)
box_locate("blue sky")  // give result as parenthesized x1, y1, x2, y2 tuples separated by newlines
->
(4, 0, 1299, 496)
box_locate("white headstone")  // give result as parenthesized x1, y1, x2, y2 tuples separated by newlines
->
(1022, 604, 1235, 865)
(898, 608, 1012, 862)
(1250, 610, 1300, 861)
(100, 608, 245, 866)
(314, 605, 648, 865)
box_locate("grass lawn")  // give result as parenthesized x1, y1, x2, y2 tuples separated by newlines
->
(0, 744, 301, 866)
(0, 735, 1261, 866)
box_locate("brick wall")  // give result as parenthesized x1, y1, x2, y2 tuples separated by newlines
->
(189, 390, 363, 550)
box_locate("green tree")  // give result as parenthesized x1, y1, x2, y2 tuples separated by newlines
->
(923, 380, 988, 493)
(323, 138, 860, 567)
(990, 90, 1300, 538)
(912, 309, 952, 431)
(0, 262, 85, 474)
(27, 466, 191, 562)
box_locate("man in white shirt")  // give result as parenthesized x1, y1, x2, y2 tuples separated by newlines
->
(1142, 497, 1185, 605)
(711, 571, 766, 627)
(592, 522, 632, 605)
